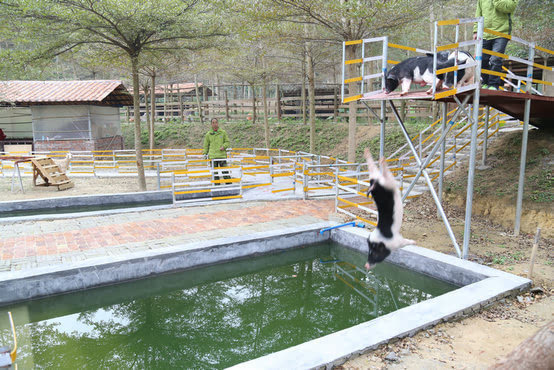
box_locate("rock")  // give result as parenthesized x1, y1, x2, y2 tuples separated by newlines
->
(530, 286, 545, 295)
(517, 296, 524, 303)
(385, 351, 399, 362)
(400, 348, 411, 356)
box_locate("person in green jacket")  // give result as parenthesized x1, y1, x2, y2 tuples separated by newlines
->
(203, 118, 231, 184)
(473, 0, 518, 90)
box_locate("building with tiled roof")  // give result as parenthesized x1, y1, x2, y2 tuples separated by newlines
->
(0, 80, 133, 152)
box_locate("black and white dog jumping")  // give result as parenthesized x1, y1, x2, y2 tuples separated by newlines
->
(364, 148, 415, 269)
(384, 51, 472, 95)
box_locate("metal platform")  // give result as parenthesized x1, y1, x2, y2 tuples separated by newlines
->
(362, 88, 554, 128)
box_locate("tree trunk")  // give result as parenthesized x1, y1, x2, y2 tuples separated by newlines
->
(333, 85, 338, 124)
(276, 83, 282, 122)
(346, 45, 358, 162)
(250, 82, 257, 124)
(203, 84, 209, 118)
(178, 86, 183, 122)
(306, 47, 316, 153)
(131, 55, 147, 191)
(224, 90, 230, 121)
(262, 80, 269, 148)
(150, 73, 156, 151)
(490, 320, 554, 369)
(194, 75, 203, 123)
(400, 99, 406, 122)
(163, 84, 167, 122)
(143, 85, 150, 139)
(301, 58, 307, 125)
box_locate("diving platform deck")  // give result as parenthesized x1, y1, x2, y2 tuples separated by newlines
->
(362, 89, 554, 129)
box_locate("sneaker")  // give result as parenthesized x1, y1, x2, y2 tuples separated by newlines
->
(487, 86, 498, 90)
(481, 84, 489, 89)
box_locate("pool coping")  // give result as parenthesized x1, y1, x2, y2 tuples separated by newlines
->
(0, 223, 531, 369)
(0, 222, 332, 305)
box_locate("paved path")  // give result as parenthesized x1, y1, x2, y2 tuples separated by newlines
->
(0, 199, 335, 273)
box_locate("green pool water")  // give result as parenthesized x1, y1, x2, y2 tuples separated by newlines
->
(0, 242, 457, 369)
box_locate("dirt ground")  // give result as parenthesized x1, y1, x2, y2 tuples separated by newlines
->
(339, 194, 553, 369)
(0, 172, 552, 369)
(0, 176, 158, 202)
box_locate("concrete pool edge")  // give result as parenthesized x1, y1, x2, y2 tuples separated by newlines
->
(229, 226, 531, 370)
(0, 222, 332, 306)
(0, 223, 532, 369)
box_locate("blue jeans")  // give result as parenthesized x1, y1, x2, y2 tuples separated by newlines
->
(482, 37, 509, 88)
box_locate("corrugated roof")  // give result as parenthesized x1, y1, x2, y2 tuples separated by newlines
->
(0, 80, 134, 106)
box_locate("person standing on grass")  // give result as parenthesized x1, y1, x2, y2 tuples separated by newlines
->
(473, 0, 518, 90)
(203, 118, 231, 184)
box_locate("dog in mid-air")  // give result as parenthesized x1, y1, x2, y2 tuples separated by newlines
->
(384, 52, 468, 95)
(364, 148, 415, 269)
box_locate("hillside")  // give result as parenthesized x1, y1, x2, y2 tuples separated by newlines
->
(121, 119, 428, 162)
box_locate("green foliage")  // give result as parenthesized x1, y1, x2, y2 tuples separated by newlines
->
(122, 120, 350, 156)
(355, 119, 428, 162)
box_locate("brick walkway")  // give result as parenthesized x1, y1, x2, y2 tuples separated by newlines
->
(0, 199, 335, 272)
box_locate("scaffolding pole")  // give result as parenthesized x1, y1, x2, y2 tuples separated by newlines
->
(514, 42, 535, 236)
(389, 101, 461, 257)
(462, 18, 484, 259)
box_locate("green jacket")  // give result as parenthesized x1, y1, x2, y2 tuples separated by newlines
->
(474, 0, 518, 39)
(203, 129, 230, 159)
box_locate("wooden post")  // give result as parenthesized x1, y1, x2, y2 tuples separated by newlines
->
(224, 90, 230, 121)
(528, 228, 541, 279)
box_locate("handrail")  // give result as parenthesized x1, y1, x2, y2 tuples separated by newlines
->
(319, 222, 365, 235)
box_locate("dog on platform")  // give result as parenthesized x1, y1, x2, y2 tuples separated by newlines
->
(364, 148, 415, 269)
(385, 53, 468, 95)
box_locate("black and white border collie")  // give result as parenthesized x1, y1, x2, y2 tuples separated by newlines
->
(364, 148, 415, 269)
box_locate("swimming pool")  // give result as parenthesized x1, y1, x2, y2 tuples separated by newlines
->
(0, 224, 531, 369)
(0, 242, 456, 369)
